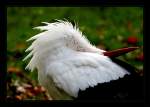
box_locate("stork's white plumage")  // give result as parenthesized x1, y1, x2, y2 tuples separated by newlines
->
(24, 20, 141, 100)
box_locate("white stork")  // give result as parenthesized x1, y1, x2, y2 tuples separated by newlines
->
(24, 20, 143, 100)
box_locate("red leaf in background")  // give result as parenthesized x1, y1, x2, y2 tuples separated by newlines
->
(127, 36, 138, 44)
(15, 95, 23, 100)
(33, 86, 46, 95)
(7, 67, 24, 77)
(136, 53, 144, 61)
(8, 67, 21, 74)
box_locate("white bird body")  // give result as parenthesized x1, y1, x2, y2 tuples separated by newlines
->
(24, 20, 130, 100)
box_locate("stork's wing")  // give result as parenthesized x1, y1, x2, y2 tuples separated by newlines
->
(46, 52, 130, 97)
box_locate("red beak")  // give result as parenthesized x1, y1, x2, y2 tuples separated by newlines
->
(103, 47, 139, 57)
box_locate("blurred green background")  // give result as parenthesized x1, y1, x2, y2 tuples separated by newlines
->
(7, 7, 143, 100)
